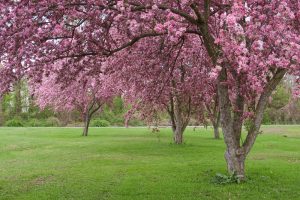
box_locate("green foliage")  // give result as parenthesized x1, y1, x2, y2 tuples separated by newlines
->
(244, 119, 253, 132)
(25, 117, 60, 127)
(269, 84, 290, 109)
(212, 172, 242, 185)
(27, 118, 44, 127)
(27, 118, 56, 127)
(4, 118, 24, 127)
(262, 109, 272, 125)
(45, 117, 61, 127)
(259, 81, 300, 124)
(128, 118, 145, 126)
(111, 96, 125, 115)
(91, 119, 110, 127)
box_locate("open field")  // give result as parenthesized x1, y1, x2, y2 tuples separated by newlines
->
(0, 126, 300, 200)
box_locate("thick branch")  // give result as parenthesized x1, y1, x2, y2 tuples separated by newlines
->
(243, 68, 287, 154)
(232, 72, 245, 146)
(218, 67, 234, 148)
(107, 32, 165, 55)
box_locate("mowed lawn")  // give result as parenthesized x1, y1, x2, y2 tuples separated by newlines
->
(0, 126, 300, 200)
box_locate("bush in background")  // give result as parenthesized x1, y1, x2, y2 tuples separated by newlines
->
(45, 117, 61, 127)
(27, 118, 44, 127)
(5, 118, 24, 127)
(91, 119, 110, 127)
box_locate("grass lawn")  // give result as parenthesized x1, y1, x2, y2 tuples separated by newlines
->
(0, 126, 300, 200)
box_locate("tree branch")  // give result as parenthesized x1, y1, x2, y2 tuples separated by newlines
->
(129, 2, 198, 25)
(243, 68, 287, 154)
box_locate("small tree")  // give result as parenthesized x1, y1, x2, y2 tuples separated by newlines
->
(32, 72, 116, 136)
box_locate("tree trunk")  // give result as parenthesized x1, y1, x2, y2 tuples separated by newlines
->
(14, 81, 22, 116)
(217, 68, 286, 180)
(82, 113, 91, 136)
(169, 116, 185, 144)
(213, 122, 220, 139)
(217, 67, 247, 179)
(81, 100, 102, 137)
(170, 95, 190, 144)
(225, 149, 245, 180)
(221, 130, 246, 179)
(173, 125, 184, 144)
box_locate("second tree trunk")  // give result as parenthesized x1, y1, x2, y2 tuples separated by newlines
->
(213, 123, 220, 139)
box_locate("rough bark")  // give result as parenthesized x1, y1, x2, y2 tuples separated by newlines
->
(225, 150, 245, 179)
(169, 108, 186, 144)
(173, 126, 184, 144)
(218, 67, 244, 178)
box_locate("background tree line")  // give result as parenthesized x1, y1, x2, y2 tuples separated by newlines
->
(0, 77, 299, 128)
(0, 79, 135, 127)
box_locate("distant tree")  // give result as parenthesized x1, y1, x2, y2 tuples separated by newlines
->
(32, 72, 117, 136)
(13, 81, 22, 116)
(112, 37, 211, 144)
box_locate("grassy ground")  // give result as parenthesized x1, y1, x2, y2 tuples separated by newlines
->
(0, 126, 299, 200)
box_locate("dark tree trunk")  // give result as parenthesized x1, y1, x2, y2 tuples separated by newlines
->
(168, 95, 190, 144)
(170, 114, 185, 144)
(205, 95, 220, 139)
(82, 113, 91, 136)
(81, 99, 102, 137)
(213, 122, 220, 139)
(172, 96, 189, 144)
(14, 81, 22, 116)
(173, 122, 185, 144)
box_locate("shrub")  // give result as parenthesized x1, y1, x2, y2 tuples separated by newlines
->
(128, 119, 145, 126)
(91, 119, 110, 127)
(5, 119, 24, 127)
(212, 173, 243, 185)
(66, 122, 84, 127)
(45, 117, 61, 127)
(262, 111, 272, 125)
(27, 119, 47, 127)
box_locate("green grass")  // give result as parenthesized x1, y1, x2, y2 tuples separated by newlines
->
(0, 126, 299, 200)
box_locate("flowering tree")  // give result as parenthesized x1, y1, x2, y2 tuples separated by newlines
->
(1, 0, 300, 180)
(111, 36, 211, 144)
(32, 71, 116, 136)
